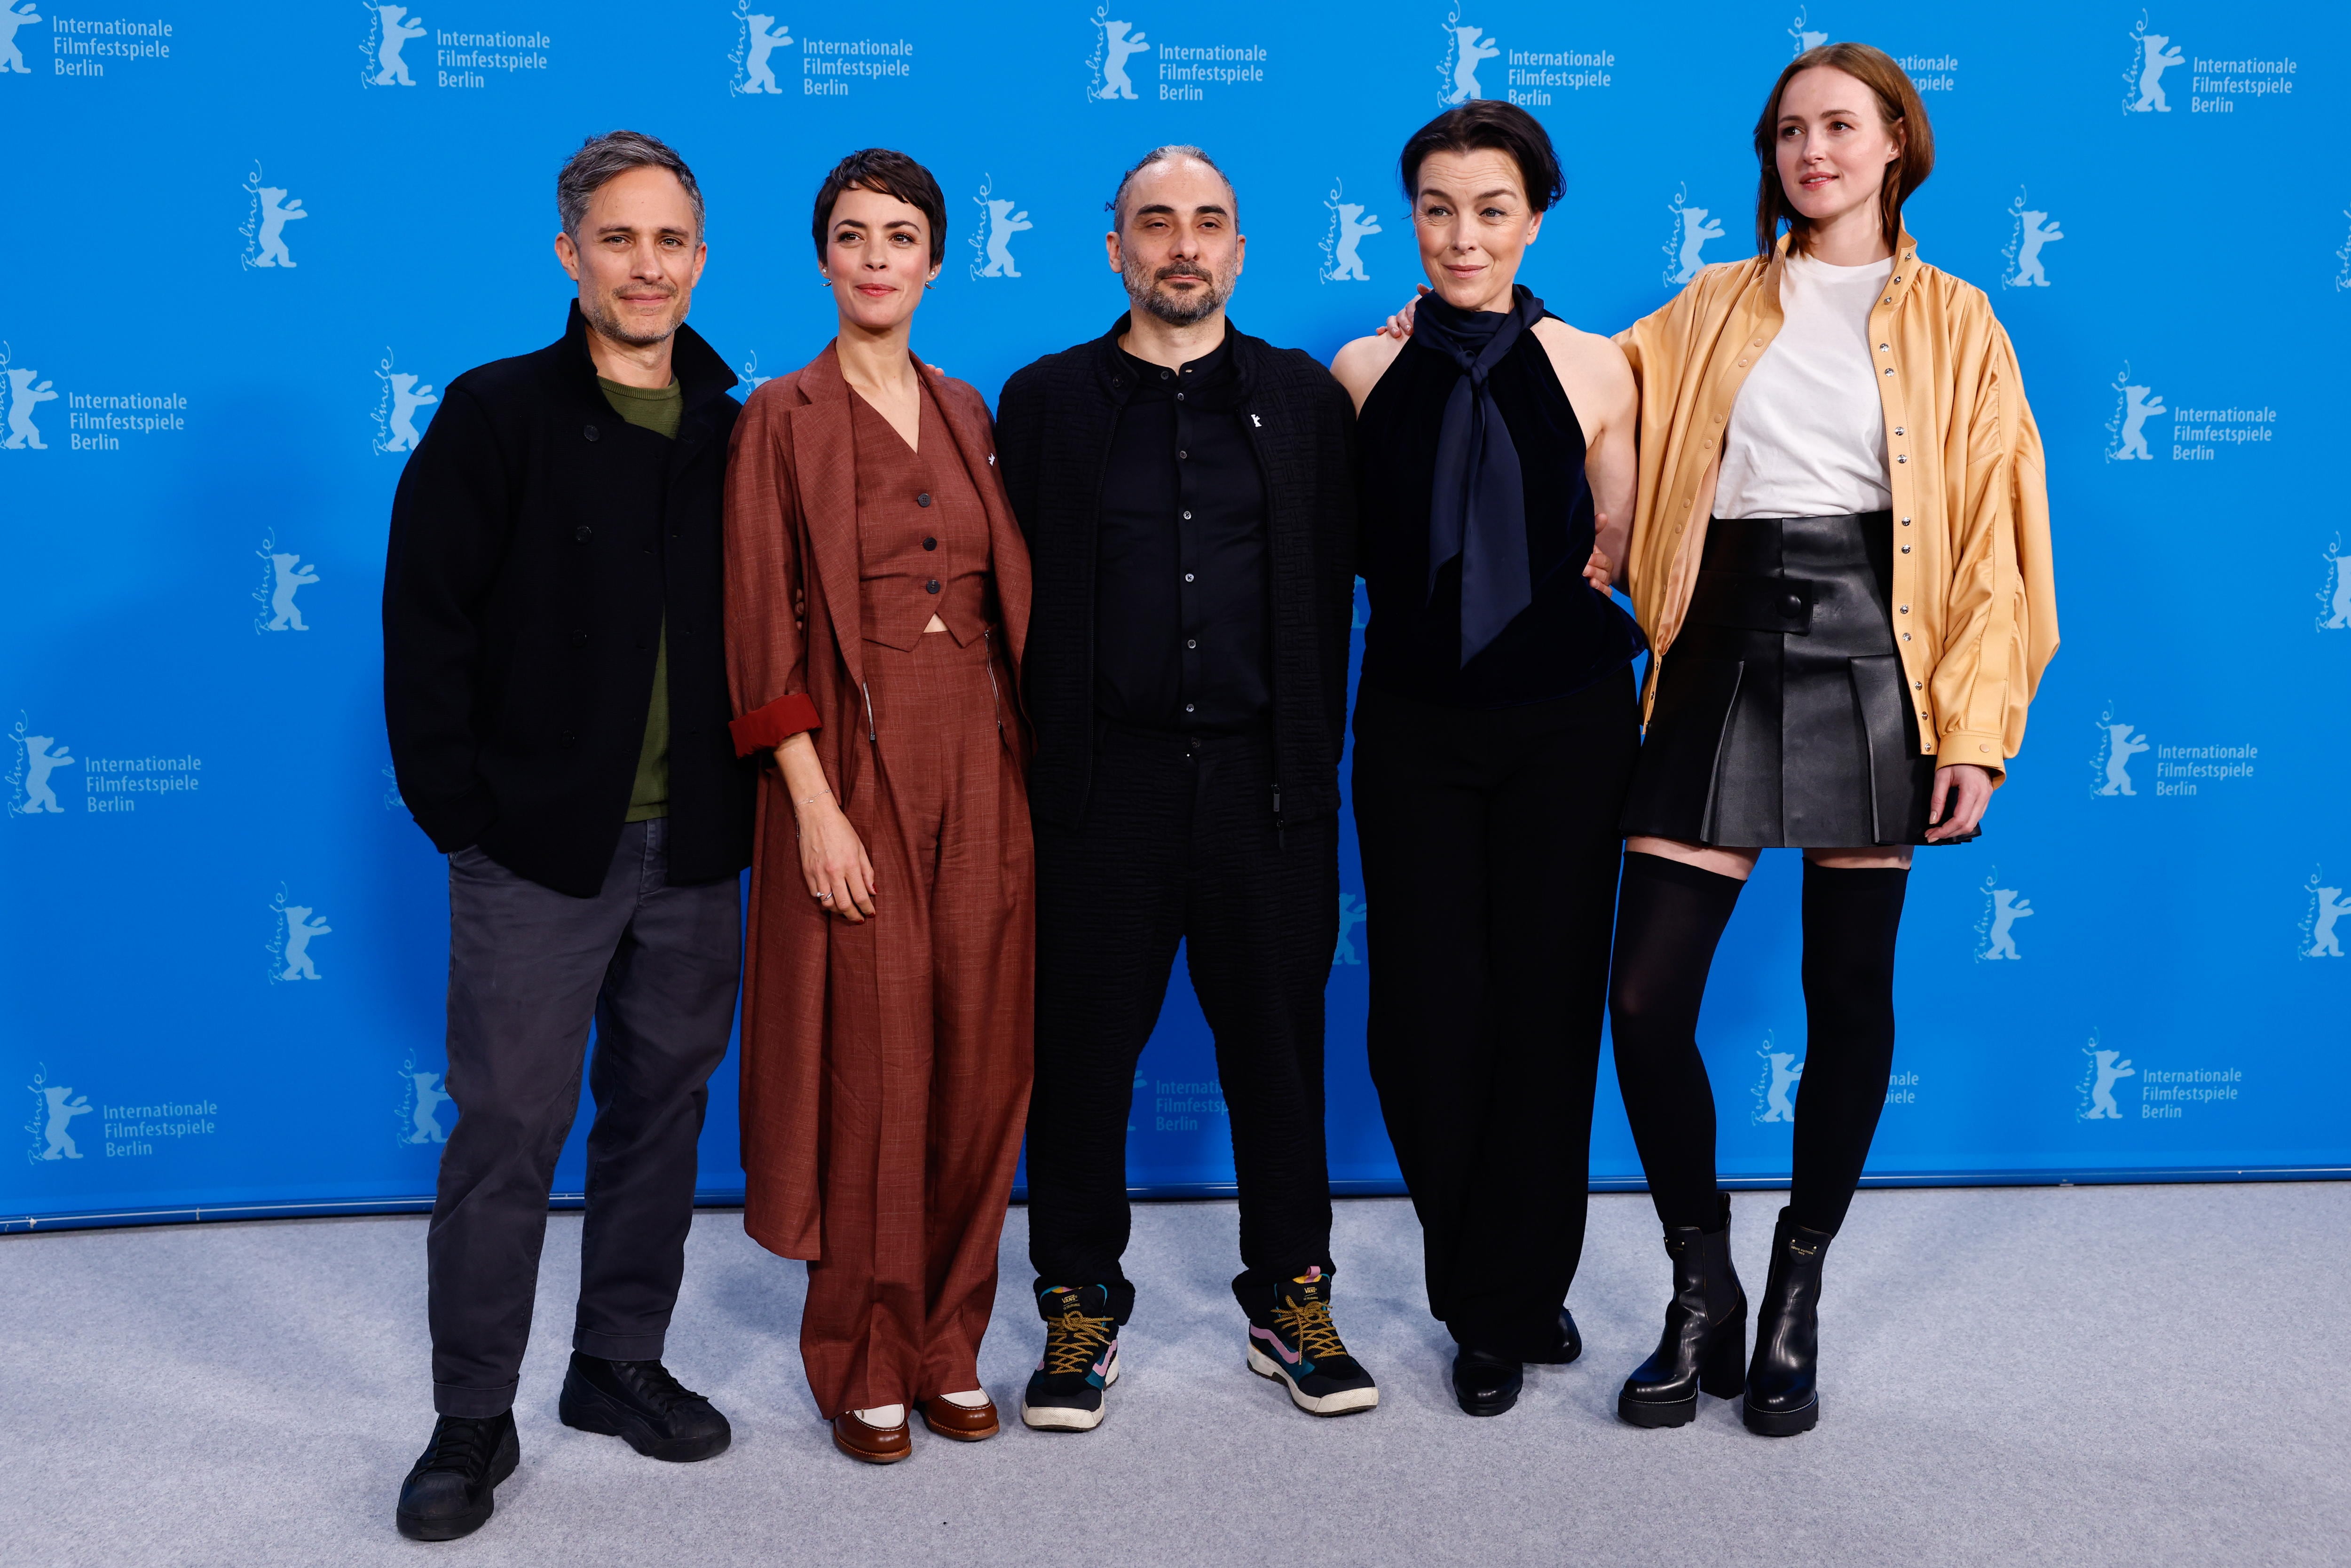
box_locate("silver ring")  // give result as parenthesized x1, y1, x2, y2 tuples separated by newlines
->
(819, 892, 833, 903)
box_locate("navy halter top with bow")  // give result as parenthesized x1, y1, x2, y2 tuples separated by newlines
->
(1356, 287, 1646, 709)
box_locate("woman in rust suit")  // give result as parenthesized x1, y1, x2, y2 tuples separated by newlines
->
(722, 149, 1034, 1465)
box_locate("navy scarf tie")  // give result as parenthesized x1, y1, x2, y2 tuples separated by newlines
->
(1415, 284, 1545, 666)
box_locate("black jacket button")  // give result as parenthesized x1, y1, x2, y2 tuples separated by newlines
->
(916, 492, 932, 507)
(572, 630, 589, 647)
(583, 425, 600, 442)
(574, 525, 593, 543)
(923, 537, 938, 551)
(925, 580, 941, 594)
(1782, 594, 1803, 615)
(560, 731, 577, 748)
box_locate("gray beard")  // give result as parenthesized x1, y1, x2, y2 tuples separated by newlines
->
(583, 294, 681, 349)
(1126, 261, 1231, 325)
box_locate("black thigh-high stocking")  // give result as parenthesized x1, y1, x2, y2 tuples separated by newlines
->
(1789, 861, 1910, 1236)
(1608, 852, 1746, 1231)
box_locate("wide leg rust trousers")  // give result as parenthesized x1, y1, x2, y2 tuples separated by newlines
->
(799, 627, 1033, 1418)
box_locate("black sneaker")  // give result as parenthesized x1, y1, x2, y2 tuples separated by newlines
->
(1243, 1268, 1380, 1416)
(1020, 1284, 1120, 1432)
(558, 1352, 732, 1462)
(395, 1410, 519, 1542)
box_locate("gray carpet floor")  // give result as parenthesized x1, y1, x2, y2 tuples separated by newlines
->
(1, 1184, 2345, 1567)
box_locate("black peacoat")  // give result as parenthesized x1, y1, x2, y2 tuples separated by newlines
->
(382, 302, 754, 898)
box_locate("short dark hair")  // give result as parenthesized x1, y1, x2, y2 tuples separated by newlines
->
(1105, 144, 1238, 230)
(556, 130, 705, 238)
(810, 149, 947, 267)
(1396, 102, 1564, 212)
(1752, 43, 1935, 258)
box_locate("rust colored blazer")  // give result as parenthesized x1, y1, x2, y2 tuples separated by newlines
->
(721, 343, 1034, 1261)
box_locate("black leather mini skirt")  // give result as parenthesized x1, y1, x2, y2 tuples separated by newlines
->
(1622, 511, 1938, 849)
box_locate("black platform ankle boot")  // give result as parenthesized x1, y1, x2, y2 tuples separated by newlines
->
(1618, 1193, 1746, 1428)
(1743, 1206, 1833, 1436)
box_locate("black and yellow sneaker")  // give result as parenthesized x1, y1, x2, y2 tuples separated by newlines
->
(1020, 1284, 1121, 1432)
(1241, 1267, 1380, 1417)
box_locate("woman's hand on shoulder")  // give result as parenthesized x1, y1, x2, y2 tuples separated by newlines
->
(1329, 333, 1405, 415)
(1374, 286, 1429, 341)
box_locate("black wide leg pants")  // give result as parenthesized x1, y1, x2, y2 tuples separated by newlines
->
(1026, 723, 1339, 1320)
(1352, 670, 1640, 1356)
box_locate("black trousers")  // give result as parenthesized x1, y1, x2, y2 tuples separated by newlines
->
(427, 819, 741, 1417)
(1026, 723, 1339, 1320)
(1352, 670, 1640, 1356)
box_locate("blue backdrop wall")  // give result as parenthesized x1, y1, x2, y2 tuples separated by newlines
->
(5, 0, 2347, 1229)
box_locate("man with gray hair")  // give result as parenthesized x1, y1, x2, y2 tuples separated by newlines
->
(995, 145, 1370, 1431)
(382, 129, 749, 1540)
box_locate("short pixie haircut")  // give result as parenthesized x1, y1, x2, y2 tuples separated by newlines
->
(1396, 101, 1565, 212)
(810, 148, 947, 266)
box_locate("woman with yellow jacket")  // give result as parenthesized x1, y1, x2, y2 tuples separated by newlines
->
(1606, 44, 2057, 1437)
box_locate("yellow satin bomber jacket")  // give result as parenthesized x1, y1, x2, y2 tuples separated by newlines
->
(1615, 231, 2059, 779)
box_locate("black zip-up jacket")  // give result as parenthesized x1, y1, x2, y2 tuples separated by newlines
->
(995, 317, 1357, 830)
(382, 303, 754, 897)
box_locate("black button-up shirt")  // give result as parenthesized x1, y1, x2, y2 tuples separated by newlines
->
(1096, 337, 1271, 731)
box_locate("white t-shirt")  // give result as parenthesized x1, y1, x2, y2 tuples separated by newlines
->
(1714, 251, 1893, 520)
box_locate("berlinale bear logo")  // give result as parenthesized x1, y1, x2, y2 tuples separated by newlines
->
(2303, 869, 2350, 961)
(2090, 708, 2151, 798)
(1089, 8, 1149, 101)
(1664, 185, 1725, 286)
(0, 2, 41, 75)
(2104, 363, 2164, 462)
(268, 886, 333, 983)
(1975, 873, 2035, 961)
(1, 344, 59, 451)
(372, 349, 440, 455)
(39, 1085, 94, 1159)
(366, 4, 428, 88)
(1319, 179, 1382, 284)
(732, 10, 793, 95)
(2001, 188, 2063, 290)
(1751, 1033, 1805, 1126)
(968, 176, 1031, 280)
(2077, 1040, 2136, 1121)
(2124, 13, 2184, 113)
(254, 532, 320, 633)
(8, 715, 73, 816)
(1440, 16, 1499, 106)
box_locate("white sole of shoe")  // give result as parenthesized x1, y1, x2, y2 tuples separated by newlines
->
(1247, 1344, 1381, 1416)
(1019, 1351, 1119, 1432)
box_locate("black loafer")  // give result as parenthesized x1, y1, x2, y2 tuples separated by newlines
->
(396, 1410, 519, 1542)
(559, 1352, 732, 1462)
(1451, 1348, 1523, 1417)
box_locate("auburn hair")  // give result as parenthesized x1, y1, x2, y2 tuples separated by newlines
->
(1752, 42, 1933, 258)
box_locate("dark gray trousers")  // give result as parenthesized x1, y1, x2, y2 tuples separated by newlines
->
(427, 818, 742, 1417)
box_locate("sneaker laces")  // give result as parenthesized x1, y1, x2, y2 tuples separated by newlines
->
(1274, 1293, 1349, 1363)
(611, 1359, 700, 1413)
(1040, 1301, 1116, 1377)
(419, 1416, 499, 1475)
